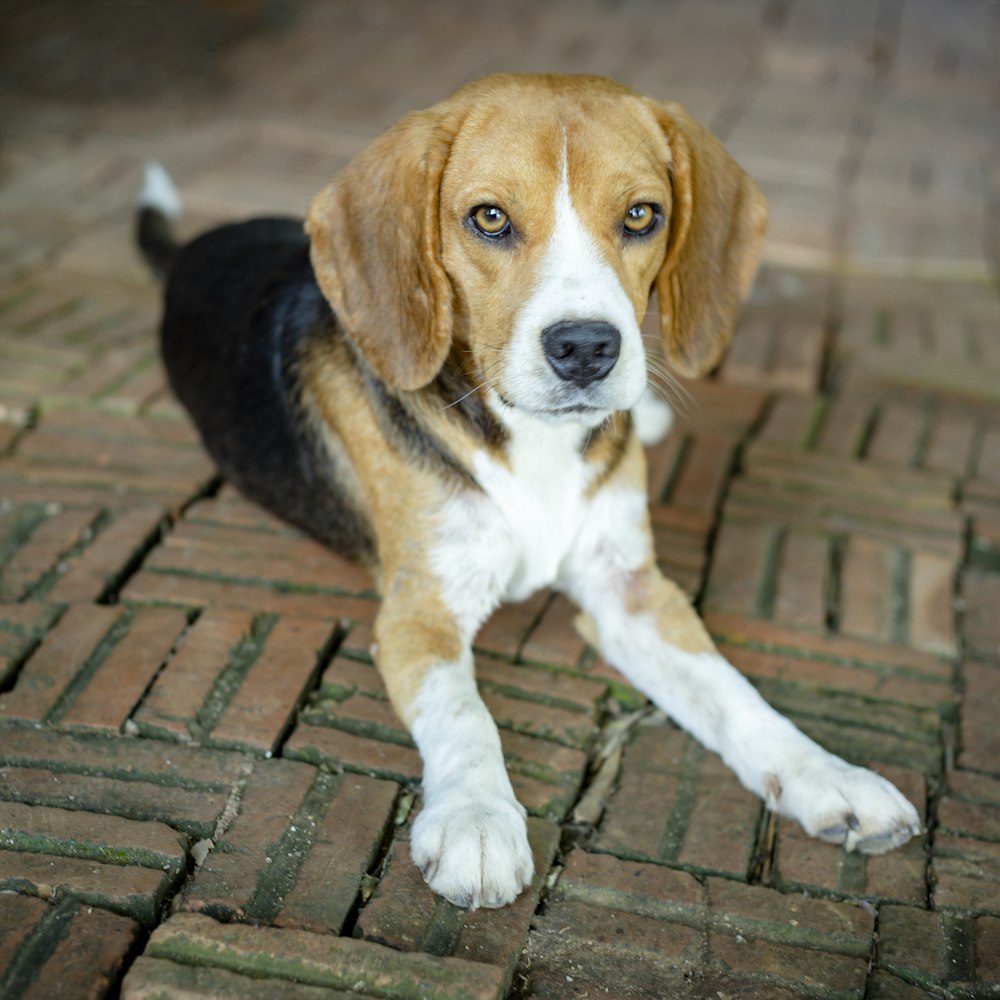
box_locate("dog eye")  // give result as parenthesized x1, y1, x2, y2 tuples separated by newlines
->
(623, 202, 660, 237)
(470, 205, 511, 238)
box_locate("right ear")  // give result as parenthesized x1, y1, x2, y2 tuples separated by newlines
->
(306, 110, 456, 391)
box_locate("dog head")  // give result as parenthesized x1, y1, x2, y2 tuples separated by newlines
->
(307, 74, 766, 425)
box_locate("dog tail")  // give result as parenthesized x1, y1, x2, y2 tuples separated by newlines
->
(136, 162, 182, 281)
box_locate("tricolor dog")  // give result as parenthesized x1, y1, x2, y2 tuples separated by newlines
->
(139, 74, 921, 909)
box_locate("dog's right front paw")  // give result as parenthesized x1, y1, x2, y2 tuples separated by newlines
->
(410, 791, 534, 909)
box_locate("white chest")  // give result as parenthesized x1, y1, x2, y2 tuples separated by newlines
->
(431, 423, 594, 630)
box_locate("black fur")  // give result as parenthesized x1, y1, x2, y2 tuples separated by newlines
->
(150, 214, 375, 560)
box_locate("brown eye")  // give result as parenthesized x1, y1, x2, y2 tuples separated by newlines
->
(471, 205, 511, 238)
(623, 202, 659, 237)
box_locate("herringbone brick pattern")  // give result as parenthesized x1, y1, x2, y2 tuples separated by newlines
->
(2, 1, 999, 996)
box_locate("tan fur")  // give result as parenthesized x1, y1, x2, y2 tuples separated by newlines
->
(303, 74, 765, 722)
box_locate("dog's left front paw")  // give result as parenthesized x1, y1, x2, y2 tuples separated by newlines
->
(410, 791, 534, 909)
(770, 755, 922, 854)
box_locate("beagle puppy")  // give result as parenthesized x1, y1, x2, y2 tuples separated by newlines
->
(139, 74, 920, 910)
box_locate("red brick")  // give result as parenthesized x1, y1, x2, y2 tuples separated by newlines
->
(184, 757, 316, 919)
(276, 773, 398, 935)
(709, 931, 867, 992)
(839, 535, 895, 641)
(0, 506, 96, 600)
(596, 723, 760, 877)
(24, 903, 143, 1000)
(924, 411, 978, 476)
(908, 549, 957, 655)
(134, 606, 255, 738)
(962, 570, 1000, 661)
(60, 606, 190, 731)
(122, 956, 346, 999)
(932, 833, 1000, 911)
(286, 720, 422, 783)
(556, 849, 703, 918)
(721, 643, 954, 709)
(706, 611, 954, 679)
(123, 570, 379, 620)
(0, 601, 60, 688)
(704, 519, 774, 616)
(143, 518, 375, 595)
(210, 615, 336, 754)
(666, 432, 735, 513)
(519, 594, 589, 668)
(706, 877, 872, 951)
(867, 401, 926, 466)
(0, 892, 49, 975)
(772, 529, 829, 629)
(477, 658, 605, 711)
(975, 915, 1000, 982)
(474, 592, 548, 660)
(877, 905, 948, 985)
(135, 911, 506, 999)
(0, 850, 177, 926)
(358, 817, 560, 984)
(1, 800, 187, 869)
(757, 394, 821, 448)
(959, 661, 1000, 772)
(0, 604, 122, 723)
(46, 504, 167, 603)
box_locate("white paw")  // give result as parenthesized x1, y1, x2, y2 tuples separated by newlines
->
(410, 790, 534, 909)
(770, 755, 922, 854)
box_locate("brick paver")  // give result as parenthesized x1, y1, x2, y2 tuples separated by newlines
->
(2, 0, 999, 997)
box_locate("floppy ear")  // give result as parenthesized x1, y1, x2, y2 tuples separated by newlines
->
(649, 100, 768, 377)
(306, 111, 455, 391)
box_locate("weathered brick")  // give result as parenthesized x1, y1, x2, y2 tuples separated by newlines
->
(183, 757, 317, 919)
(59, 606, 190, 731)
(0, 604, 123, 723)
(473, 592, 548, 660)
(959, 661, 1000, 773)
(839, 534, 896, 642)
(123, 956, 353, 999)
(358, 817, 560, 987)
(975, 914, 1000, 983)
(0, 506, 97, 600)
(962, 570, 1000, 661)
(134, 911, 506, 999)
(0, 850, 179, 927)
(704, 518, 776, 616)
(133, 606, 256, 739)
(932, 833, 1000, 911)
(141, 518, 375, 596)
(877, 905, 949, 987)
(596, 723, 761, 877)
(772, 528, 829, 629)
(209, 615, 337, 754)
(519, 594, 588, 668)
(46, 504, 167, 603)
(0, 601, 60, 688)
(275, 773, 398, 935)
(1, 896, 142, 1000)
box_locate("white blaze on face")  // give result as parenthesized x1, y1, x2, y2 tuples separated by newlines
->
(502, 132, 648, 420)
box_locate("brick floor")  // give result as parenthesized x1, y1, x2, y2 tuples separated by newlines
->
(2, 0, 1000, 997)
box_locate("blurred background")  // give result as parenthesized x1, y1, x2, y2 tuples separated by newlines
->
(2, 0, 997, 287)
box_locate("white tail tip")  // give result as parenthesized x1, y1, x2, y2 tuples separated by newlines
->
(138, 161, 182, 219)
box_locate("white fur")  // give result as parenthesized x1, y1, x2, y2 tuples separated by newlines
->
(562, 487, 922, 854)
(409, 655, 533, 909)
(139, 161, 182, 218)
(501, 136, 647, 421)
(631, 386, 674, 445)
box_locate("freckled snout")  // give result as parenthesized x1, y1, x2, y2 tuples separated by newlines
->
(541, 320, 621, 387)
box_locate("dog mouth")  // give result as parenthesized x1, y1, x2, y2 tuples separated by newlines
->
(493, 389, 612, 423)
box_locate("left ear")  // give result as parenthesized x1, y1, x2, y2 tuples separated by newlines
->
(648, 100, 768, 377)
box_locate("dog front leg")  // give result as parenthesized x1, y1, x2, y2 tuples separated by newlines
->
(376, 587, 533, 909)
(564, 505, 921, 854)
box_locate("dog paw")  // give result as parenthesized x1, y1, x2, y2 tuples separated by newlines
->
(410, 791, 534, 909)
(770, 756, 922, 854)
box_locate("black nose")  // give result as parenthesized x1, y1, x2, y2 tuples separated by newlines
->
(541, 320, 621, 387)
